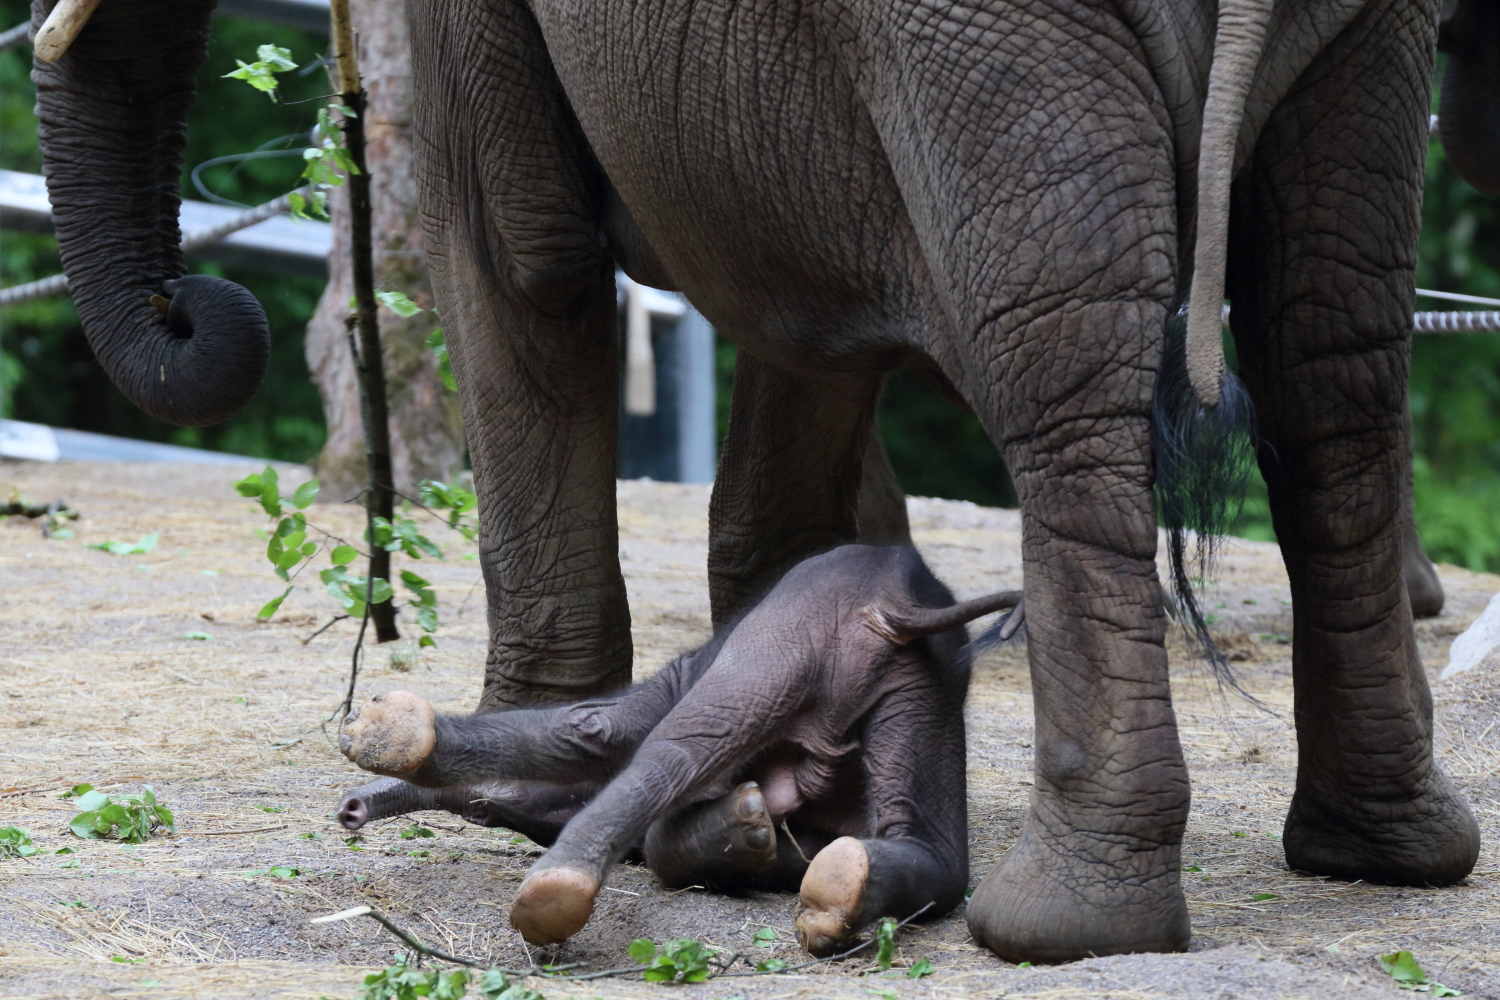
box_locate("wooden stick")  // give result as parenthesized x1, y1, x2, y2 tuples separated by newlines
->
(328, 0, 399, 644)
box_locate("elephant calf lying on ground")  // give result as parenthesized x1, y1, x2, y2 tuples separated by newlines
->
(337, 545, 1020, 951)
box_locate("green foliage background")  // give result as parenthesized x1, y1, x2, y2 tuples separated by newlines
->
(2, 7, 1498, 569)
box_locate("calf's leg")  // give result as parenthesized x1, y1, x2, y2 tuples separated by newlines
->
(338, 776, 599, 846)
(795, 669, 968, 954)
(643, 781, 779, 889)
(340, 654, 690, 785)
(508, 623, 812, 944)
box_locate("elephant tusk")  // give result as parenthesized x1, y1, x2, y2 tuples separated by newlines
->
(33, 0, 103, 62)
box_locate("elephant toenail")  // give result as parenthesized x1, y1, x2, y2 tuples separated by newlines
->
(745, 827, 772, 849)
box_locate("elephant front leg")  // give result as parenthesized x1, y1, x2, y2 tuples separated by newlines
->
(411, 0, 631, 709)
(1226, 0, 1477, 885)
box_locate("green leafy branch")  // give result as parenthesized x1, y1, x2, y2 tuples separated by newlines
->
(224, 44, 359, 220)
(66, 785, 174, 844)
(235, 466, 476, 647)
(0, 826, 41, 859)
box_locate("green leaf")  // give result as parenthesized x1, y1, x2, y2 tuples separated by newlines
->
(418, 634, 436, 649)
(752, 927, 777, 946)
(183, 631, 213, 641)
(255, 467, 281, 516)
(873, 916, 897, 971)
(255, 43, 297, 70)
(1382, 951, 1430, 984)
(399, 825, 436, 840)
(267, 866, 301, 878)
(628, 939, 658, 965)
(258, 587, 294, 620)
(426, 329, 458, 392)
(88, 533, 159, 556)
(222, 45, 296, 98)
(375, 290, 424, 317)
(69, 812, 103, 839)
(641, 966, 675, 983)
(73, 790, 110, 812)
(62, 784, 93, 799)
(1181, 865, 1202, 872)
(331, 545, 359, 565)
(1231, 831, 1250, 838)
(754, 958, 787, 972)
(907, 958, 934, 978)
(1250, 892, 1279, 902)
(369, 578, 394, 605)
(291, 480, 320, 509)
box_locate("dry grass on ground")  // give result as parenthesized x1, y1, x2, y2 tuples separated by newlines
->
(1, 461, 1497, 1000)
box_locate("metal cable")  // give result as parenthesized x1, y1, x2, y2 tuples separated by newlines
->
(0, 189, 305, 308)
(0, 21, 28, 52)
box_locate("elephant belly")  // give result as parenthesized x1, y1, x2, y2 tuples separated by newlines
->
(534, 0, 941, 374)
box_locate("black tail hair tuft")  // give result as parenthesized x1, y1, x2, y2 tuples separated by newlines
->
(1153, 305, 1258, 699)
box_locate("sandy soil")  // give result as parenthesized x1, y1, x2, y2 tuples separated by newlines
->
(1, 460, 1497, 1000)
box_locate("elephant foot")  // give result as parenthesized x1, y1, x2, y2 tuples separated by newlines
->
(966, 823, 1189, 963)
(1283, 771, 1479, 885)
(645, 781, 777, 887)
(510, 866, 599, 945)
(340, 690, 436, 777)
(795, 836, 869, 955)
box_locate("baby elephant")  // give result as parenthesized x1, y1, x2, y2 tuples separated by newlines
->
(338, 545, 1020, 952)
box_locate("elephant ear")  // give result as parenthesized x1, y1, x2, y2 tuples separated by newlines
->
(1438, 0, 1500, 195)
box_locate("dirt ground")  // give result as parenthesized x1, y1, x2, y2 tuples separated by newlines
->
(1, 459, 1497, 1000)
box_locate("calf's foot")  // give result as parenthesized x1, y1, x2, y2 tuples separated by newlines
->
(644, 781, 777, 888)
(795, 836, 869, 954)
(340, 690, 436, 777)
(510, 866, 600, 946)
(966, 818, 1189, 963)
(1283, 769, 1479, 885)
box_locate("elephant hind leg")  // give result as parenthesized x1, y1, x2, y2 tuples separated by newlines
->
(1225, 0, 1476, 885)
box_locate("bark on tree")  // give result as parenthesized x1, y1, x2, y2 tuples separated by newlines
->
(305, 0, 463, 498)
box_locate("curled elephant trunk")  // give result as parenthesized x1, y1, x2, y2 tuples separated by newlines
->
(1183, 0, 1273, 411)
(1438, 0, 1500, 196)
(32, 0, 270, 427)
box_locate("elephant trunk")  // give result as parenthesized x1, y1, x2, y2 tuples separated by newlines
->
(1438, 0, 1500, 196)
(32, 0, 270, 427)
(1184, 0, 1274, 410)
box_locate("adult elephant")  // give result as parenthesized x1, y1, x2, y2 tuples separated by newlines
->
(32, 0, 1486, 964)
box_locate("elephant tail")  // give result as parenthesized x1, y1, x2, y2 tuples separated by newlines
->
(1184, 0, 1272, 409)
(1150, 0, 1270, 699)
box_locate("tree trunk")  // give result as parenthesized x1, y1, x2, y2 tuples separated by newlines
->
(306, 0, 463, 498)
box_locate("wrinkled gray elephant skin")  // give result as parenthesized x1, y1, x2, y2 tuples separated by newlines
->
(339, 546, 1023, 952)
(33, 0, 1489, 966)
